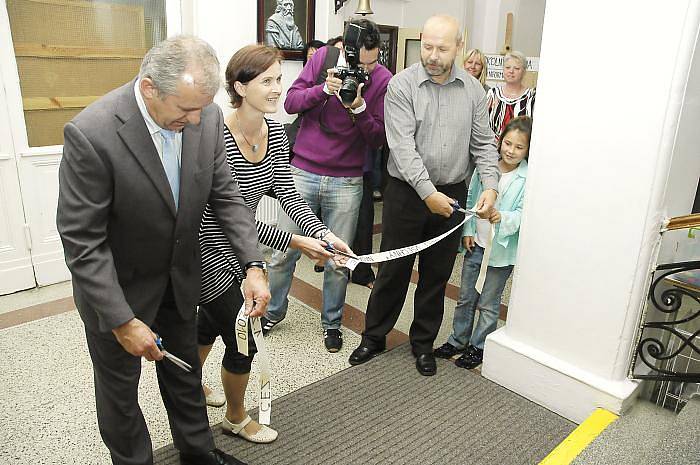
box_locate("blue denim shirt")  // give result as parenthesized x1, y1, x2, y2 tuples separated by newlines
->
(462, 160, 528, 267)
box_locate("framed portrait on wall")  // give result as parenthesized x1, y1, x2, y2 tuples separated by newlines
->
(257, 0, 315, 60)
(377, 24, 398, 74)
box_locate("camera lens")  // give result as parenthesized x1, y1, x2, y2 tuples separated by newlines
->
(339, 76, 359, 106)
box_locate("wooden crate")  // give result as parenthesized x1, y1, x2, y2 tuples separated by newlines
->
(7, 0, 149, 147)
(25, 108, 82, 147)
(7, 0, 146, 49)
(16, 56, 141, 99)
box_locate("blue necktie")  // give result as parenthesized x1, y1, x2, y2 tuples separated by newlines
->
(161, 129, 180, 210)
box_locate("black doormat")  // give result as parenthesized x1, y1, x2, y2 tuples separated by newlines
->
(154, 344, 574, 465)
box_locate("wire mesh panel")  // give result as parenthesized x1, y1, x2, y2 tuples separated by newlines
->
(6, 0, 167, 147)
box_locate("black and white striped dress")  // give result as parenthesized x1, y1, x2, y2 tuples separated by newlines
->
(199, 118, 326, 304)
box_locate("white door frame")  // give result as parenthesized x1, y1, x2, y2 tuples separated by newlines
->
(0, 39, 34, 295)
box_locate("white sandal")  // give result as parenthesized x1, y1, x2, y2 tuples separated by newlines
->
(222, 415, 278, 444)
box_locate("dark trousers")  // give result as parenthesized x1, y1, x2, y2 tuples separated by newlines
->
(85, 286, 213, 465)
(351, 172, 376, 285)
(362, 176, 466, 354)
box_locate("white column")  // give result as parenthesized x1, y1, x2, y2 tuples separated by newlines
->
(481, 0, 700, 423)
(469, 0, 502, 52)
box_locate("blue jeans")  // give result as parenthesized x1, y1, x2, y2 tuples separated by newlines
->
(267, 166, 363, 329)
(448, 245, 513, 350)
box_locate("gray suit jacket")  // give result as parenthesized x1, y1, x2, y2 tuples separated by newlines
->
(57, 80, 262, 333)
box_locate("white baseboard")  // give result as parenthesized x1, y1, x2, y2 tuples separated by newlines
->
(482, 328, 641, 423)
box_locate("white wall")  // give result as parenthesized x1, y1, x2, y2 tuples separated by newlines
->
(657, 23, 700, 264)
(329, 0, 468, 38)
(510, 0, 546, 56)
(467, 0, 546, 55)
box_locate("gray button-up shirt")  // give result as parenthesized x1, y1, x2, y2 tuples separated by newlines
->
(385, 62, 500, 200)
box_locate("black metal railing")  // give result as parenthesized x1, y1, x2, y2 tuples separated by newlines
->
(632, 260, 700, 383)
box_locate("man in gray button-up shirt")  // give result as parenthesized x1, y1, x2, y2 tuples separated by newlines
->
(349, 15, 500, 376)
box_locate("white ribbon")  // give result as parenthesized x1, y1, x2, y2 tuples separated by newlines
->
(475, 223, 495, 294)
(235, 303, 272, 425)
(344, 209, 495, 296)
(345, 212, 475, 270)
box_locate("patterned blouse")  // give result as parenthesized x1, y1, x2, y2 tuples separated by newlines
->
(486, 86, 536, 140)
(199, 118, 325, 304)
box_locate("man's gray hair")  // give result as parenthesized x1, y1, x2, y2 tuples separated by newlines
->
(139, 35, 220, 97)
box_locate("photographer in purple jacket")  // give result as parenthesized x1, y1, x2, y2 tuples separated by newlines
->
(263, 18, 392, 352)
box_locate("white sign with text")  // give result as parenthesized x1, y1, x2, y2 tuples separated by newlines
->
(485, 54, 539, 81)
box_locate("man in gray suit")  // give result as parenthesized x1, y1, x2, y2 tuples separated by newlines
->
(57, 36, 268, 465)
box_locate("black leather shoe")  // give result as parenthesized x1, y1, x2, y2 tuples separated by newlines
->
(433, 342, 464, 359)
(348, 345, 384, 365)
(415, 353, 437, 376)
(180, 448, 247, 465)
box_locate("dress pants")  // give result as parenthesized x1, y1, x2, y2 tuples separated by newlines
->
(84, 283, 213, 465)
(361, 176, 466, 354)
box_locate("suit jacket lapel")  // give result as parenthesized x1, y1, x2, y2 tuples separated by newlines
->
(115, 82, 177, 216)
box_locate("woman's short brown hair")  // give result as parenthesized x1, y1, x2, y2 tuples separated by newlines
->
(225, 44, 282, 108)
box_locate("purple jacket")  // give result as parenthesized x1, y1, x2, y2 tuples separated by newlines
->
(284, 46, 392, 177)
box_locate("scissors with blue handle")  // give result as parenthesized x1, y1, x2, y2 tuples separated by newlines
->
(451, 201, 468, 214)
(155, 336, 193, 372)
(322, 241, 359, 259)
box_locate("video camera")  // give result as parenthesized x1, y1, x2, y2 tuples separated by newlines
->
(335, 22, 371, 106)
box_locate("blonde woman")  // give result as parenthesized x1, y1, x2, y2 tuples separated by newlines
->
(486, 50, 535, 140)
(463, 48, 489, 91)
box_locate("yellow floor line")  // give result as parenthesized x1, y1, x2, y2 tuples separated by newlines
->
(539, 408, 619, 465)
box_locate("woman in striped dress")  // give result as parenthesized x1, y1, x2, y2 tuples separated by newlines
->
(197, 44, 353, 443)
(486, 51, 535, 141)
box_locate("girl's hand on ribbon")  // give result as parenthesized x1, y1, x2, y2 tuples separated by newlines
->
(462, 236, 476, 252)
(488, 210, 502, 224)
(474, 189, 498, 218)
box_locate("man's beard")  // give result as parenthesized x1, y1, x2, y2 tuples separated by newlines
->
(420, 57, 449, 76)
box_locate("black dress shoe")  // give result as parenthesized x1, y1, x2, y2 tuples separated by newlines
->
(433, 342, 464, 359)
(415, 353, 437, 376)
(348, 345, 384, 365)
(180, 448, 247, 465)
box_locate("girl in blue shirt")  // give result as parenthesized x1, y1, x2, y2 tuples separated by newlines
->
(435, 116, 532, 369)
